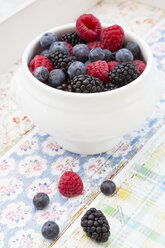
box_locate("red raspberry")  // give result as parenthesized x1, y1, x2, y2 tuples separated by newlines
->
(101, 25, 124, 52)
(134, 60, 146, 74)
(86, 61, 109, 84)
(58, 171, 83, 198)
(76, 14, 101, 42)
(29, 55, 53, 74)
(63, 41, 73, 55)
(87, 41, 105, 50)
(108, 61, 118, 71)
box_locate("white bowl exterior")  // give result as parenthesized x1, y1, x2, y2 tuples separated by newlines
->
(13, 24, 160, 154)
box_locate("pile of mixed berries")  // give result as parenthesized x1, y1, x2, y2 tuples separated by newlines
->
(29, 13, 146, 93)
(33, 169, 117, 243)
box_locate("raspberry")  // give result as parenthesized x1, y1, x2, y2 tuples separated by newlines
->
(86, 61, 109, 84)
(63, 41, 73, 55)
(76, 14, 101, 42)
(87, 41, 105, 50)
(107, 61, 118, 71)
(58, 171, 83, 197)
(134, 60, 146, 74)
(101, 25, 124, 52)
(29, 55, 53, 74)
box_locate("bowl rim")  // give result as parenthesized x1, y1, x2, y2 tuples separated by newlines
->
(22, 23, 153, 98)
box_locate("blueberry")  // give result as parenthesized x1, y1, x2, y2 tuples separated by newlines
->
(33, 192, 49, 210)
(89, 48, 105, 62)
(116, 48, 133, 62)
(40, 49, 50, 58)
(49, 41, 69, 55)
(100, 180, 116, 196)
(126, 41, 140, 57)
(68, 61, 86, 78)
(40, 32, 58, 48)
(48, 69, 66, 87)
(103, 49, 112, 62)
(34, 66, 49, 82)
(41, 221, 59, 240)
(73, 44, 89, 62)
(84, 60, 91, 67)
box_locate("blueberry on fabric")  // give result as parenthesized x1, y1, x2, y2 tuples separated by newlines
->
(48, 69, 66, 88)
(40, 32, 58, 48)
(88, 48, 105, 62)
(41, 221, 59, 240)
(33, 192, 50, 210)
(73, 44, 90, 62)
(115, 48, 133, 62)
(68, 61, 86, 78)
(49, 41, 69, 55)
(100, 180, 116, 196)
(34, 66, 49, 82)
(126, 41, 140, 58)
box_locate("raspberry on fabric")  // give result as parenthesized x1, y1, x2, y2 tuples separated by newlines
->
(87, 41, 105, 50)
(29, 55, 53, 74)
(86, 60, 109, 84)
(76, 14, 101, 42)
(134, 60, 146, 74)
(58, 171, 83, 197)
(101, 25, 124, 52)
(63, 41, 73, 55)
(107, 61, 118, 71)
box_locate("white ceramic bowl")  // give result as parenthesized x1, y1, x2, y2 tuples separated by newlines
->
(10, 23, 160, 154)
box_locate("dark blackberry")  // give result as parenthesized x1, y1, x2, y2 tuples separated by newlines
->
(109, 62, 140, 87)
(70, 75, 104, 93)
(61, 31, 87, 47)
(50, 50, 75, 72)
(104, 83, 118, 91)
(81, 208, 110, 243)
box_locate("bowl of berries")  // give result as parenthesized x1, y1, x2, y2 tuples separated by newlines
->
(11, 14, 160, 154)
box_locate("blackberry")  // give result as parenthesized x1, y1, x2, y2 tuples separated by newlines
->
(61, 31, 87, 47)
(50, 50, 75, 72)
(81, 208, 110, 243)
(104, 83, 118, 91)
(109, 62, 140, 87)
(70, 75, 104, 93)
